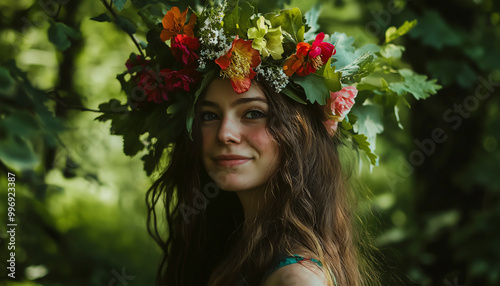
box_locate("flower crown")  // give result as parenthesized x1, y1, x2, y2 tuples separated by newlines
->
(96, 0, 440, 175)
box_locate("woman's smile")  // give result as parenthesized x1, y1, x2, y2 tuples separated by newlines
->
(213, 154, 254, 168)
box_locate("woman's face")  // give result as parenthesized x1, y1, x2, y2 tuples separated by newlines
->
(200, 79, 279, 192)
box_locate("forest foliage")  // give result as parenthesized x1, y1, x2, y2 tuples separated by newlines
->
(1, 0, 499, 285)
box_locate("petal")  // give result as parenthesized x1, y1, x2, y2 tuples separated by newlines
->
(180, 7, 188, 22)
(184, 13, 198, 37)
(161, 29, 174, 42)
(215, 54, 231, 69)
(247, 27, 259, 39)
(313, 32, 326, 47)
(283, 57, 296, 76)
(231, 76, 252, 94)
(296, 42, 310, 58)
(308, 47, 321, 59)
(162, 9, 177, 29)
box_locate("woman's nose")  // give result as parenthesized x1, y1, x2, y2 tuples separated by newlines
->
(217, 116, 241, 144)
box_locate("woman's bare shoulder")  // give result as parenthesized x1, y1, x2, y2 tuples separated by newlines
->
(262, 260, 328, 286)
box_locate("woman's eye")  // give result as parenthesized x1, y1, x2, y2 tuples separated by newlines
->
(245, 110, 266, 119)
(201, 112, 218, 121)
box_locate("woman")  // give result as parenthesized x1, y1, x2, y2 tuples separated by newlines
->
(146, 75, 368, 285)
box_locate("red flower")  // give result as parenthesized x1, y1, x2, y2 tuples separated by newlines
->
(160, 7, 197, 42)
(125, 55, 149, 71)
(164, 69, 200, 93)
(283, 32, 336, 77)
(215, 36, 261, 94)
(137, 67, 200, 104)
(138, 68, 172, 103)
(171, 34, 200, 67)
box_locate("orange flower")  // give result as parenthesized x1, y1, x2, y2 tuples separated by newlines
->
(283, 32, 335, 77)
(160, 7, 197, 42)
(215, 36, 261, 94)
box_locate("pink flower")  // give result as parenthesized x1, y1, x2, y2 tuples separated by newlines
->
(327, 86, 357, 121)
(171, 34, 200, 67)
(324, 86, 357, 136)
(323, 120, 339, 137)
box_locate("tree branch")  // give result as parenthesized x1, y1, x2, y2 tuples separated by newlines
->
(46, 91, 126, 114)
(99, 0, 145, 57)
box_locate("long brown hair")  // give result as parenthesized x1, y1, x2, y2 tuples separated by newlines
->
(146, 78, 375, 285)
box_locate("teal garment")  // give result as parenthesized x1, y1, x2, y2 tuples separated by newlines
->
(263, 255, 338, 286)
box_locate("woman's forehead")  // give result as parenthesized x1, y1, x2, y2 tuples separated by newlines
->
(203, 78, 267, 103)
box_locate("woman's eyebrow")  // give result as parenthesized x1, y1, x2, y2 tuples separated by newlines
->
(200, 97, 267, 108)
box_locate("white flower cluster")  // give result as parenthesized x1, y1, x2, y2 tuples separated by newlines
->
(198, 1, 231, 69)
(256, 65, 289, 93)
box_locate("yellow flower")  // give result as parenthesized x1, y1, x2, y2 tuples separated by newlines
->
(247, 16, 284, 60)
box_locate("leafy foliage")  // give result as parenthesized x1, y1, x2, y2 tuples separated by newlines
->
(0, 61, 64, 170)
(389, 69, 441, 100)
(48, 22, 81, 51)
(3, 0, 499, 286)
(265, 7, 305, 44)
(292, 74, 330, 104)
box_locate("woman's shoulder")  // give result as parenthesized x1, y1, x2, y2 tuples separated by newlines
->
(262, 255, 328, 286)
(262, 260, 327, 286)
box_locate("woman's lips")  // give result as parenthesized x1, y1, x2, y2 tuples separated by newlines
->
(213, 155, 252, 167)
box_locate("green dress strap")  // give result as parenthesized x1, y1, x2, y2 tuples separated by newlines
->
(264, 255, 338, 286)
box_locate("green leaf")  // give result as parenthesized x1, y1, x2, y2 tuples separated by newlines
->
(338, 52, 375, 84)
(116, 15, 136, 34)
(0, 66, 16, 97)
(303, 3, 322, 41)
(328, 32, 356, 69)
(282, 86, 307, 104)
(142, 145, 163, 175)
(352, 134, 378, 165)
(265, 7, 305, 43)
(352, 104, 384, 153)
(112, 0, 127, 11)
(292, 74, 329, 105)
(48, 22, 81, 51)
(96, 99, 129, 121)
(3, 111, 40, 137)
(90, 13, 112, 22)
(409, 11, 462, 49)
(186, 70, 216, 137)
(194, 69, 216, 102)
(138, 3, 165, 30)
(110, 110, 146, 156)
(389, 69, 441, 100)
(341, 120, 353, 131)
(426, 60, 477, 89)
(394, 104, 404, 129)
(385, 19, 417, 43)
(0, 135, 39, 171)
(379, 43, 405, 59)
(224, 1, 255, 38)
(318, 58, 342, 92)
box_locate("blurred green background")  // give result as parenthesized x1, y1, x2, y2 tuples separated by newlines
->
(1, 0, 499, 285)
